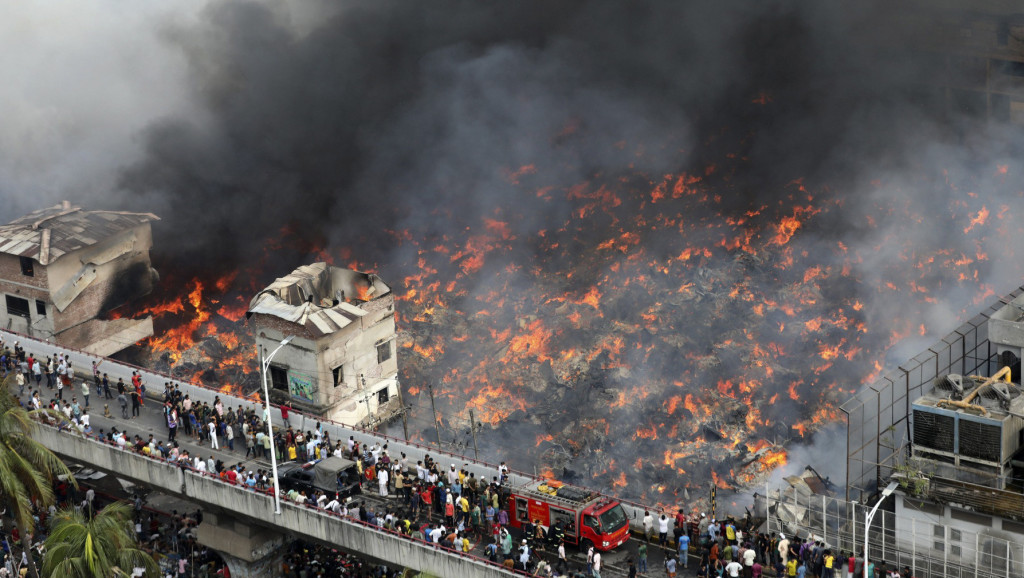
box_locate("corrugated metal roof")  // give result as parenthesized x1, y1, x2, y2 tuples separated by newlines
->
(247, 262, 388, 337)
(0, 202, 158, 264)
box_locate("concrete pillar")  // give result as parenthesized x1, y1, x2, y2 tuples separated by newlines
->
(196, 511, 289, 578)
(218, 546, 288, 578)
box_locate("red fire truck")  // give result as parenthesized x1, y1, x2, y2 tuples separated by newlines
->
(507, 479, 630, 552)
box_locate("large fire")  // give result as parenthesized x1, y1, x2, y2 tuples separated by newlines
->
(112, 129, 1023, 508)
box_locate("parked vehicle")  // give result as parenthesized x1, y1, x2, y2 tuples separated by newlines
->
(277, 456, 362, 498)
(507, 479, 629, 552)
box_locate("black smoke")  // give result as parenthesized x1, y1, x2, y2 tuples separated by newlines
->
(107, 0, 1000, 270)
(5, 0, 1024, 499)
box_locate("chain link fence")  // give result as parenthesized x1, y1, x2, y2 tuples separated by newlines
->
(766, 484, 1024, 578)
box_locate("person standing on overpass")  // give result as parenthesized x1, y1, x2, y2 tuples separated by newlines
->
(130, 387, 141, 418)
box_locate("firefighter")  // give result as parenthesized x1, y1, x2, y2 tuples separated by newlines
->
(522, 519, 536, 549)
(551, 520, 566, 547)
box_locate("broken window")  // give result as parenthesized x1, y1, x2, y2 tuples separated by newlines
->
(269, 365, 289, 392)
(5, 295, 29, 318)
(35, 300, 46, 316)
(332, 365, 344, 388)
(376, 341, 392, 364)
(19, 257, 33, 277)
(377, 387, 390, 405)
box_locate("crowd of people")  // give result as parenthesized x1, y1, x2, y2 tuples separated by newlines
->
(624, 511, 916, 578)
(280, 541, 400, 577)
(5, 338, 926, 578)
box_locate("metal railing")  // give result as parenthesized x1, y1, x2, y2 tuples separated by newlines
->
(766, 483, 1024, 578)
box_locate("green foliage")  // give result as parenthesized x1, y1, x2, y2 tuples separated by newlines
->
(42, 501, 158, 578)
(0, 383, 75, 531)
(893, 460, 930, 497)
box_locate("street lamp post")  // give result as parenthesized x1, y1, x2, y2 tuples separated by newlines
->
(864, 481, 899, 578)
(850, 500, 858, 562)
(261, 335, 294, 515)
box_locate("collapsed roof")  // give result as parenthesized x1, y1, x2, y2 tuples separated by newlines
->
(0, 201, 159, 266)
(247, 263, 391, 336)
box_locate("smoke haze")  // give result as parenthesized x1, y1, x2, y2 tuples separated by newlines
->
(2, 0, 1023, 499)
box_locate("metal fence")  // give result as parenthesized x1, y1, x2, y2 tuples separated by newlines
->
(766, 485, 1024, 578)
(839, 287, 1024, 502)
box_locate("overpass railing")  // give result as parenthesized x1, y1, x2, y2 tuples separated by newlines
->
(29, 418, 547, 578)
(3, 328, 679, 530)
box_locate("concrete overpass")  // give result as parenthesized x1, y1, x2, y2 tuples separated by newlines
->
(31, 422, 522, 578)
(5, 329, 661, 576)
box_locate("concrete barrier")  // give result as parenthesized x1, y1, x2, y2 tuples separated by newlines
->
(29, 423, 526, 577)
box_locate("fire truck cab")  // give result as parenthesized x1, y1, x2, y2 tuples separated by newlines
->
(508, 479, 630, 552)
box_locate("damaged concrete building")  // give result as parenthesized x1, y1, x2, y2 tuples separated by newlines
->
(246, 263, 400, 427)
(0, 201, 159, 356)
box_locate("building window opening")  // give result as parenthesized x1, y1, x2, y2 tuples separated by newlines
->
(333, 365, 344, 388)
(5, 295, 30, 318)
(269, 365, 288, 392)
(19, 257, 33, 277)
(377, 341, 392, 364)
(35, 300, 46, 316)
(377, 387, 390, 405)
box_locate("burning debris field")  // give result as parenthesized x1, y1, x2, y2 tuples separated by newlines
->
(9, 1, 1024, 508)
(115, 140, 1023, 506)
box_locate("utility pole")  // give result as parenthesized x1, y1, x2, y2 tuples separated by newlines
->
(396, 378, 410, 441)
(360, 374, 372, 429)
(469, 409, 480, 460)
(427, 382, 442, 449)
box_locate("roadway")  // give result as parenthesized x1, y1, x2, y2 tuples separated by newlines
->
(3, 329, 686, 576)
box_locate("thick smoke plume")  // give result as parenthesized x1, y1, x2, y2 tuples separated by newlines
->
(2, 0, 1023, 502)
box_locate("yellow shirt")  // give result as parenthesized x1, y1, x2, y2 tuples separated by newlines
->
(824, 555, 834, 569)
(787, 559, 797, 577)
(287, 445, 297, 460)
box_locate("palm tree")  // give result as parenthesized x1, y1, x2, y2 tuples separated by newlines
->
(0, 379, 75, 577)
(41, 501, 158, 577)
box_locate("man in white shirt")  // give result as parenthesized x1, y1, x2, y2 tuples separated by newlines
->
(324, 496, 341, 513)
(208, 421, 219, 449)
(725, 560, 743, 577)
(378, 467, 390, 497)
(742, 546, 756, 568)
(429, 525, 443, 543)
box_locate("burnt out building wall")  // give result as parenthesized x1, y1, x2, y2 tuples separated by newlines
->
(0, 252, 52, 336)
(0, 213, 158, 354)
(248, 264, 398, 428)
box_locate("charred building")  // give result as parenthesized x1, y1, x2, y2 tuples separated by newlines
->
(246, 263, 400, 427)
(875, 0, 1024, 124)
(0, 201, 159, 355)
